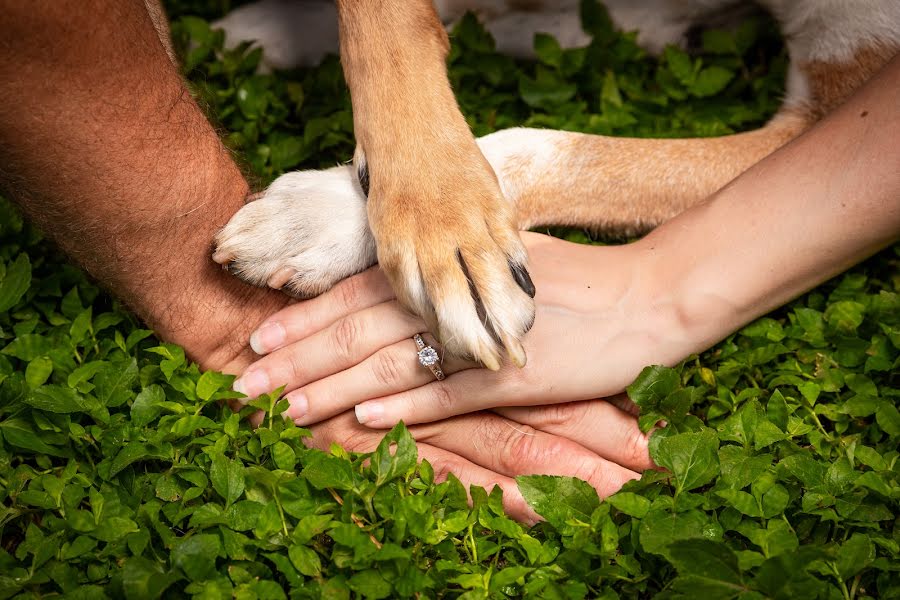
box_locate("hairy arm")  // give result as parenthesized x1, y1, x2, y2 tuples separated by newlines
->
(0, 0, 290, 372)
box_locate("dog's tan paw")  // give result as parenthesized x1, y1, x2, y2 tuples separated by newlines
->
(360, 148, 536, 370)
(213, 166, 376, 298)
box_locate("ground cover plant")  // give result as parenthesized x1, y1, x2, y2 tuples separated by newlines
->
(1, 1, 898, 597)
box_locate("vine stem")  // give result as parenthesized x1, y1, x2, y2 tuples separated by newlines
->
(327, 488, 383, 549)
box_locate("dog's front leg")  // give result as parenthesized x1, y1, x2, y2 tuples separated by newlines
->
(334, 0, 535, 369)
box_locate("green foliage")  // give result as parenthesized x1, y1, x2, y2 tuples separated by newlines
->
(1, 1, 897, 597)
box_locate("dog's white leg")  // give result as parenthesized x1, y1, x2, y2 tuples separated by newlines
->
(213, 0, 339, 70)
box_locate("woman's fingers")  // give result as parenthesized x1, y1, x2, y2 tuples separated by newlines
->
(249, 268, 395, 355)
(351, 367, 522, 427)
(234, 300, 423, 398)
(286, 337, 475, 426)
(494, 400, 655, 472)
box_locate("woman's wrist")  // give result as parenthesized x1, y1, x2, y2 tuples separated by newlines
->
(628, 227, 745, 369)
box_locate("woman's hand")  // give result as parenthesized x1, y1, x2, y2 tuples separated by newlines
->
(233, 231, 689, 428)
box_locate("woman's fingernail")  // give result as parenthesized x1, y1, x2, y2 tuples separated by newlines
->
(286, 391, 309, 422)
(250, 321, 286, 354)
(233, 369, 270, 399)
(355, 402, 384, 425)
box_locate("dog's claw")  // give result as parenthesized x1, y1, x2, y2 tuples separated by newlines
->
(212, 250, 234, 265)
(509, 260, 536, 298)
(267, 267, 297, 290)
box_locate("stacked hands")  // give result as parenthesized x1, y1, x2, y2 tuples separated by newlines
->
(229, 232, 671, 522)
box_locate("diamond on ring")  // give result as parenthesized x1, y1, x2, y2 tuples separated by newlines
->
(413, 333, 446, 381)
(417, 346, 439, 367)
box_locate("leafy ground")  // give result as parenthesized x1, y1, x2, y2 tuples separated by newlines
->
(1, 2, 898, 598)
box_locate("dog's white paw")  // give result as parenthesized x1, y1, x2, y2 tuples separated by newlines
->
(213, 166, 376, 297)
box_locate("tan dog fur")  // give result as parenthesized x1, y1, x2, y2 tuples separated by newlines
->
(334, 0, 534, 370)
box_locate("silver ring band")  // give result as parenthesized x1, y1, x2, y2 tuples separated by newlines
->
(413, 333, 445, 381)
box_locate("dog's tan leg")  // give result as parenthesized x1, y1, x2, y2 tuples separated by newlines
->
(482, 41, 899, 234)
(334, 1, 535, 369)
(479, 112, 809, 234)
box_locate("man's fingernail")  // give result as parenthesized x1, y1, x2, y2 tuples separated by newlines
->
(233, 369, 270, 399)
(287, 391, 309, 422)
(250, 322, 286, 354)
(355, 402, 384, 425)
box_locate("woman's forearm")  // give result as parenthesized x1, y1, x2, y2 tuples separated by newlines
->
(641, 53, 900, 355)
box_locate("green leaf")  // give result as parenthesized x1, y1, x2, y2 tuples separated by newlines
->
(94, 359, 138, 408)
(639, 508, 710, 555)
(516, 475, 600, 529)
(606, 492, 650, 518)
(627, 365, 680, 409)
(824, 300, 866, 333)
(271, 441, 296, 471)
(836, 533, 874, 579)
(210, 454, 245, 508)
(664, 46, 695, 86)
(533, 33, 563, 68)
(875, 401, 900, 435)
(122, 557, 180, 600)
(666, 539, 745, 596)
(690, 66, 734, 97)
(171, 534, 221, 581)
(25, 356, 53, 388)
(0, 254, 31, 312)
(131, 385, 166, 428)
(25, 385, 86, 413)
(371, 422, 417, 486)
(109, 442, 169, 477)
(288, 545, 322, 577)
(652, 429, 719, 493)
(196, 370, 234, 401)
(301, 451, 357, 491)
(0, 418, 66, 456)
(2, 333, 50, 361)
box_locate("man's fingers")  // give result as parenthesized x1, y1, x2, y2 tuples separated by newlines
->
(286, 337, 475, 426)
(249, 268, 394, 355)
(234, 300, 422, 398)
(494, 400, 655, 472)
(411, 412, 640, 499)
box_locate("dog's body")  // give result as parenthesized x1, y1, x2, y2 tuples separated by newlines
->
(212, 0, 900, 366)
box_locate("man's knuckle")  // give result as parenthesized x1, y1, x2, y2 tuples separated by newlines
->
(286, 351, 306, 382)
(573, 459, 611, 494)
(499, 423, 540, 472)
(431, 382, 456, 414)
(335, 275, 364, 310)
(625, 429, 651, 469)
(539, 402, 580, 427)
(335, 426, 376, 453)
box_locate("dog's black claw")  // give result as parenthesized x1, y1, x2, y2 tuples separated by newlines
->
(509, 260, 536, 298)
(457, 249, 502, 348)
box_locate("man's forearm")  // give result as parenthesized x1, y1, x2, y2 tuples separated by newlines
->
(0, 0, 289, 371)
(642, 54, 900, 354)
